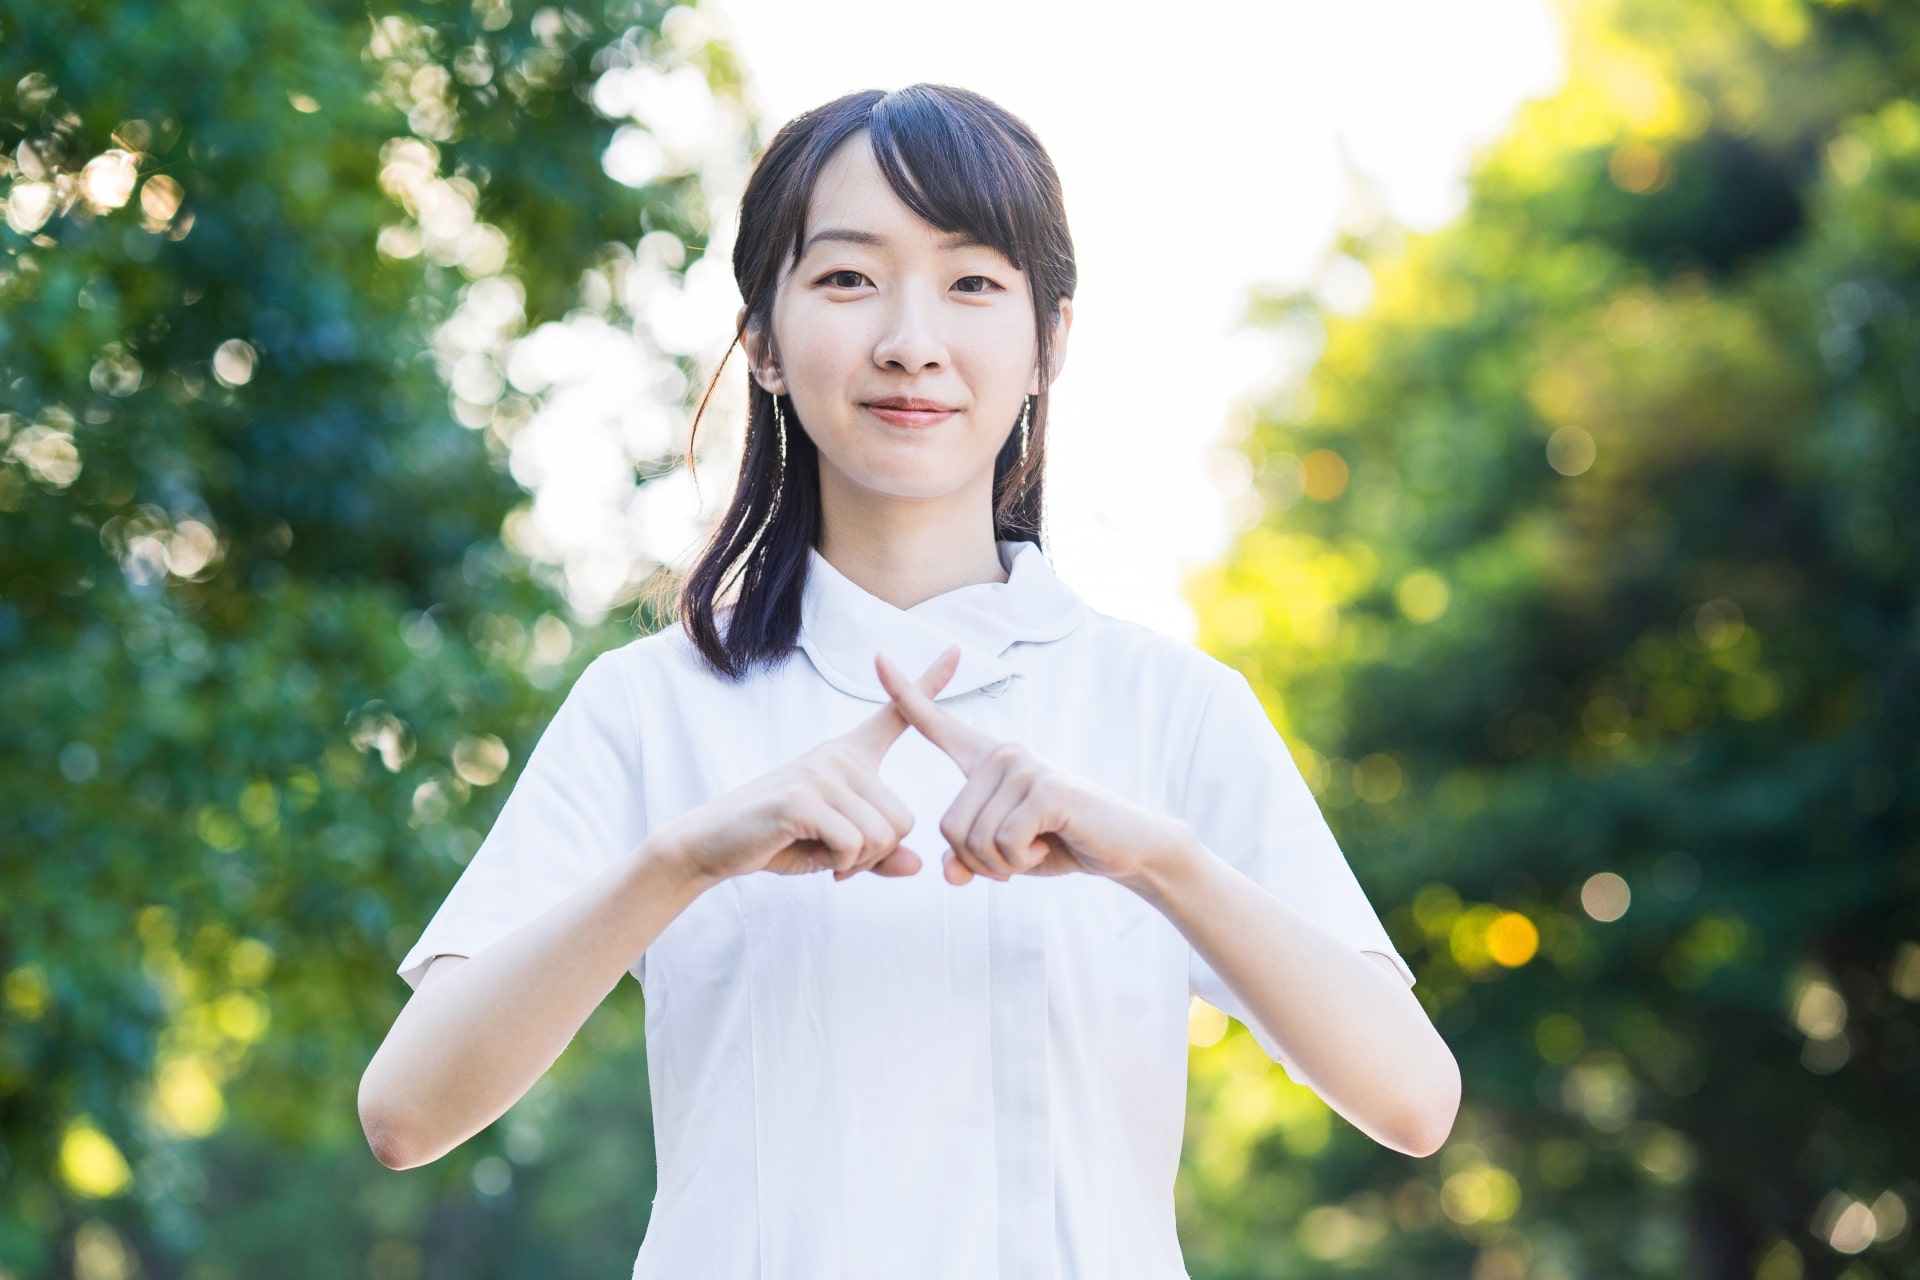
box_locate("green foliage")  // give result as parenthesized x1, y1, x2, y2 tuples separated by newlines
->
(1181, 1, 1920, 1276)
(0, 0, 748, 1273)
(12, 0, 1919, 1275)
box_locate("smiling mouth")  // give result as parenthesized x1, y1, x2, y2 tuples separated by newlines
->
(863, 403, 958, 428)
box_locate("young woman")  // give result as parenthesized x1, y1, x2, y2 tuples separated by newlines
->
(360, 84, 1460, 1278)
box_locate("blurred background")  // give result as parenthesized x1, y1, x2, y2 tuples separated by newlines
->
(2, 0, 1915, 1276)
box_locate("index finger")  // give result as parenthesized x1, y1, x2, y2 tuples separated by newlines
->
(841, 645, 962, 764)
(873, 648, 1000, 774)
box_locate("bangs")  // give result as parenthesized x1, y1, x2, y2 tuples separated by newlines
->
(868, 88, 1043, 271)
(781, 86, 1054, 278)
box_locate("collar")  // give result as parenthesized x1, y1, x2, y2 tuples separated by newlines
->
(795, 539, 1088, 702)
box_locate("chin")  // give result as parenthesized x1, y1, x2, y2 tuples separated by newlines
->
(859, 477, 957, 502)
(839, 461, 964, 500)
(823, 445, 988, 500)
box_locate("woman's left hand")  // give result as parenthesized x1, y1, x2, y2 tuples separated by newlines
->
(874, 647, 1193, 886)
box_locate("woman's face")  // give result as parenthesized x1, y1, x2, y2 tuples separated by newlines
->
(741, 131, 1070, 509)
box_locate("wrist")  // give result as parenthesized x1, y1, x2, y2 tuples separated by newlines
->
(1113, 821, 1208, 909)
(626, 827, 726, 900)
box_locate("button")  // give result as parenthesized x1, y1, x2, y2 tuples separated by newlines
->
(982, 675, 1013, 697)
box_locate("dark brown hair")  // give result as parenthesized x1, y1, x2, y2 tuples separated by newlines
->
(666, 84, 1077, 682)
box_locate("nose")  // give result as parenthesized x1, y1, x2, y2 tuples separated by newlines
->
(871, 282, 948, 374)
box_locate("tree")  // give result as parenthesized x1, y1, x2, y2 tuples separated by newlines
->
(1180, 1, 1919, 1277)
(0, 2, 752, 1272)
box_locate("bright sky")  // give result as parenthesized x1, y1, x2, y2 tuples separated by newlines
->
(496, 0, 1565, 638)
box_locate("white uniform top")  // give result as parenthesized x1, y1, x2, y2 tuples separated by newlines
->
(397, 538, 1415, 1280)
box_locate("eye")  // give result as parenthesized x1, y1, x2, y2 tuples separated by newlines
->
(954, 275, 1002, 294)
(819, 269, 869, 289)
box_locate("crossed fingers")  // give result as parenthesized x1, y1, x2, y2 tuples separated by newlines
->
(874, 647, 1072, 885)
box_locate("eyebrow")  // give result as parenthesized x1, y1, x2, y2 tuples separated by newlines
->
(801, 226, 991, 256)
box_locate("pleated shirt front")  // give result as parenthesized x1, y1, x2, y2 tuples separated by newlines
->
(396, 538, 1415, 1279)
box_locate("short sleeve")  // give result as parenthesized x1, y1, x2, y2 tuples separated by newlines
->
(395, 652, 649, 991)
(1180, 662, 1415, 1067)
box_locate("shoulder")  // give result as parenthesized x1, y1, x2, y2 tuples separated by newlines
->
(589, 619, 711, 690)
(1068, 603, 1246, 696)
(1046, 604, 1252, 750)
(596, 617, 701, 668)
(588, 613, 798, 704)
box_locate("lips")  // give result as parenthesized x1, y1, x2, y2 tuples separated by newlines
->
(864, 397, 959, 428)
(866, 397, 958, 412)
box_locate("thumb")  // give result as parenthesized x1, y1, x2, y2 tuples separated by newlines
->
(942, 846, 974, 886)
(869, 845, 924, 878)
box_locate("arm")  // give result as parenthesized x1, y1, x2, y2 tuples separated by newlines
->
(1117, 830, 1460, 1158)
(866, 649, 1459, 1156)
(358, 835, 711, 1170)
(360, 652, 963, 1171)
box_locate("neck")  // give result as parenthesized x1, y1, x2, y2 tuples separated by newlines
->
(815, 525, 1008, 613)
(812, 458, 1015, 609)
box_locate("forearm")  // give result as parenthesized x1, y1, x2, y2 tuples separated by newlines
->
(358, 834, 712, 1169)
(1118, 832, 1460, 1157)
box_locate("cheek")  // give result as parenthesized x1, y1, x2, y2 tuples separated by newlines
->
(772, 303, 819, 363)
(971, 310, 1039, 378)
(781, 315, 866, 397)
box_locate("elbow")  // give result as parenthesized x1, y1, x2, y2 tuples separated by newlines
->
(360, 1099, 414, 1170)
(359, 1071, 426, 1171)
(1396, 1056, 1462, 1158)
(363, 1112, 416, 1171)
(1399, 1106, 1457, 1160)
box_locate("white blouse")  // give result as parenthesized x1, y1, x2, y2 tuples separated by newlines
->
(398, 538, 1415, 1280)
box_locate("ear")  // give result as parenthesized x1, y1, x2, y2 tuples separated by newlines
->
(737, 304, 788, 396)
(1028, 296, 1073, 395)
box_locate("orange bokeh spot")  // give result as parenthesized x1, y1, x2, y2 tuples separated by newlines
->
(1301, 449, 1349, 501)
(1486, 912, 1539, 967)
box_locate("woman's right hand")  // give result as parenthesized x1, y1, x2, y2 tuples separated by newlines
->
(650, 645, 962, 887)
